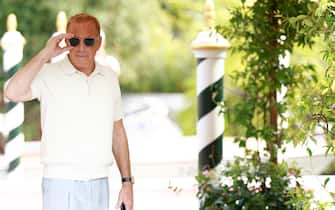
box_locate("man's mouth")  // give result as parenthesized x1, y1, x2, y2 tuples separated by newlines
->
(76, 54, 89, 58)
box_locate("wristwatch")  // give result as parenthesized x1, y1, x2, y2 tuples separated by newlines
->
(121, 176, 134, 184)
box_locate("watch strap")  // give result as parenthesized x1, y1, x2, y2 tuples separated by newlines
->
(121, 176, 134, 183)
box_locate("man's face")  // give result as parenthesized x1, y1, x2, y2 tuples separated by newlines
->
(66, 21, 101, 70)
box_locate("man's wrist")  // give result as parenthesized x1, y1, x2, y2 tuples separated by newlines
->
(121, 176, 134, 184)
(39, 48, 52, 63)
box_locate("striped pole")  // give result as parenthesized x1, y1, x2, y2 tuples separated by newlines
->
(192, 0, 230, 171)
(0, 13, 25, 178)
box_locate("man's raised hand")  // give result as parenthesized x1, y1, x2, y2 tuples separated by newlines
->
(41, 33, 73, 62)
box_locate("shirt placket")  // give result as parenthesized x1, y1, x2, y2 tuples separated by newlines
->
(85, 77, 90, 96)
(80, 73, 93, 96)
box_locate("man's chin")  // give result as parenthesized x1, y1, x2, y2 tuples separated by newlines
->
(68, 55, 94, 69)
(74, 58, 91, 65)
(72, 60, 91, 70)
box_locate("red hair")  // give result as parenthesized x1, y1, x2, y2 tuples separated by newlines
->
(66, 13, 100, 33)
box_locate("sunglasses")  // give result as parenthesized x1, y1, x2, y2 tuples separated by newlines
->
(68, 37, 99, 47)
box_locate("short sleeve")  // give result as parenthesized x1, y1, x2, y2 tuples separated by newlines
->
(113, 77, 124, 121)
(30, 65, 46, 101)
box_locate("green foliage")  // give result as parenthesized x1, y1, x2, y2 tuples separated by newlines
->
(0, 0, 208, 139)
(23, 101, 41, 141)
(196, 0, 335, 209)
(221, 0, 320, 162)
(88, 0, 198, 92)
(177, 69, 196, 135)
(177, 102, 196, 135)
(285, 0, 335, 155)
(196, 156, 331, 210)
(0, 0, 199, 93)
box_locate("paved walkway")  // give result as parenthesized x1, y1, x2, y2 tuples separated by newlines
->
(0, 141, 199, 210)
(0, 159, 199, 210)
(0, 176, 198, 210)
(0, 140, 334, 210)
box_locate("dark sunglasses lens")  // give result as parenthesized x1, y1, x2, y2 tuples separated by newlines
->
(69, 38, 80, 46)
(84, 38, 95, 46)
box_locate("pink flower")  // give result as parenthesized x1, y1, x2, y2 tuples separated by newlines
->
(289, 168, 296, 176)
(202, 169, 209, 176)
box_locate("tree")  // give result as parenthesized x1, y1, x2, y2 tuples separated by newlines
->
(0, 0, 207, 140)
(287, 0, 335, 156)
(222, 0, 320, 163)
(197, 0, 333, 209)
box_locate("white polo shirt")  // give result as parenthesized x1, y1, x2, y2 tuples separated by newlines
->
(30, 56, 123, 180)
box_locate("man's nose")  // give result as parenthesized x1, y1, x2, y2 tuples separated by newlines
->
(78, 40, 86, 51)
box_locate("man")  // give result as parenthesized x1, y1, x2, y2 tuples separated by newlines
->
(5, 13, 133, 210)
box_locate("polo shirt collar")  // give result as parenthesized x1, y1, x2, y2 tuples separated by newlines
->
(61, 56, 105, 76)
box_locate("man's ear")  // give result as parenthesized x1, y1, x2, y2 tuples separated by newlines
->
(97, 36, 102, 49)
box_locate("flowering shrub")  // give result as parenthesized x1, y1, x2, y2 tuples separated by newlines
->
(196, 156, 331, 210)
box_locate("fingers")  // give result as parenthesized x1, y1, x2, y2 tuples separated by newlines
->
(115, 185, 133, 210)
(115, 201, 132, 210)
(47, 33, 73, 48)
(60, 45, 73, 53)
(115, 196, 122, 209)
(53, 33, 73, 42)
(117, 200, 133, 210)
(125, 202, 132, 210)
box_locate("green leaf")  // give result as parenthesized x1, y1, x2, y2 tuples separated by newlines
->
(303, 19, 313, 27)
(307, 147, 313, 157)
(239, 140, 246, 148)
(322, 88, 329, 95)
(322, 177, 330, 188)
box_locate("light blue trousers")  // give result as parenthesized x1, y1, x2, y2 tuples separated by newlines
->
(42, 177, 109, 210)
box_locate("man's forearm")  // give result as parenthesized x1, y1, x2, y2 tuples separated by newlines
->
(5, 33, 73, 102)
(5, 49, 49, 101)
(112, 120, 132, 179)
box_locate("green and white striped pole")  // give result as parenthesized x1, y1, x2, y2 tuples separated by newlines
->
(192, 0, 230, 171)
(0, 13, 25, 178)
